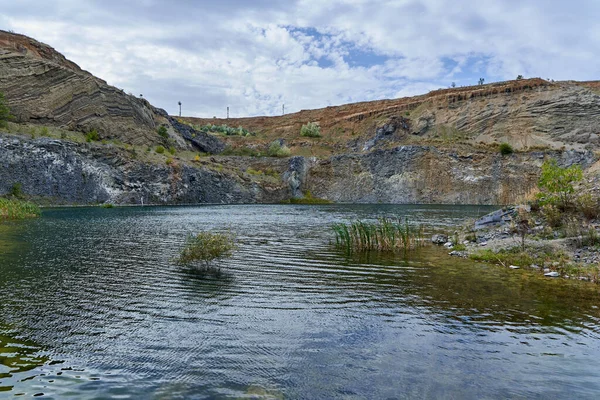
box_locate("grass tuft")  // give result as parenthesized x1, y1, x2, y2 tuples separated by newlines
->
(0, 198, 41, 220)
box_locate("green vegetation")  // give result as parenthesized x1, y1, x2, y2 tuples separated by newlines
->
(286, 190, 331, 204)
(0, 198, 41, 220)
(166, 157, 173, 165)
(499, 142, 514, 155)
(221, 146, 262, 157)
(8, 183, 23, 199)
(85, 129, 100, 142)
(155, 145, 165, 154)
(332, 218, 425, 254)
(101, 203, 114, 208)
(177, 231, 237, 268)
(247, 167, 279, 178)
(168, 146, 176, 155)
(0, 91, 12, 127)
(537, 159, 583, 210)
(300, 122, 321, 138)
(577, 193, 600, 220)
(157, 125, 169, 139)
(198, 124, 255, 137)
(267, 140, 291, 157)
(470, 244, 600, 281)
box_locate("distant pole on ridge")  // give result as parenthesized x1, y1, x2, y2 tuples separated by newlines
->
(227, 106, 229, 119)
(178, 101, 182, 117)
(282, 104, 285, 115)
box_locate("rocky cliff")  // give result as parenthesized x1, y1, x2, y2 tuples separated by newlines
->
(0, 134, 288, 204)
(1, 31, 599, 206)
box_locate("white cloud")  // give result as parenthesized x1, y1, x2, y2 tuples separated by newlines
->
(2, 0, 599, 117)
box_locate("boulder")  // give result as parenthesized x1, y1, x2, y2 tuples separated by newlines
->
(431, 234, 448, 244)
(474, 207, 517, 230)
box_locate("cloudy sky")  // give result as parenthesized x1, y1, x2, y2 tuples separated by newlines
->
(2, 0, 598, 117)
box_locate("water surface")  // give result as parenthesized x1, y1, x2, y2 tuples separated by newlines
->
(1, 205, 600, 399)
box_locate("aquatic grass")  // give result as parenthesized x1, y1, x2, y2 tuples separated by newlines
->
(0, 198, 41, 220)
(332, 218, 425, 253)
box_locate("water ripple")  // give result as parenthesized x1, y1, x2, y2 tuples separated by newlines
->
(2, 204, 600, 398)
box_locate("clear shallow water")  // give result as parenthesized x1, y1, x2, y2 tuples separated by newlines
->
(1, 204, 600, 399)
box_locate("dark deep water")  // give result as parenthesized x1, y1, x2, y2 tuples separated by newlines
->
(1, 204, 600, 399)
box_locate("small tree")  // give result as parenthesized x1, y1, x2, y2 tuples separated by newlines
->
(268, 140, 291, 157)
(514, 208, 530, 251)
(451, 82, 456, 88)
(516, 75, 524, 80)
(537, 159, 583, 210)
(478, 78, 485, 85)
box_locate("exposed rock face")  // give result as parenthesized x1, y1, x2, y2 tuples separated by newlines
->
(167, 116, 225, 154)
(283, 156, 310, 198)
(0, 135, 285, 204)
(302, 147, 596, 204)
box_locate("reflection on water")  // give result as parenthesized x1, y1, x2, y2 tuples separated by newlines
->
(1, 204, 600, 398)
(0, 326, 47, 393)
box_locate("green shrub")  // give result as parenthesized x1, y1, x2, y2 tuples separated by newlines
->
(541, 204, 563, 228)
(101, 203, 114, 208)
(537, 159, 583, 210)
(155, 145, 165, 154)
(168, 146, 176, 155)
(499, 142, 513, 155)
(9, 182, 23, 199)
(165, 157, 173, 165)
(157, 125, 168, 139)
(577, 193, 600, 220)
(300, 122, 321, 138)
(267, 140, 291, 157)
(177, 231, 236, 268)
(86, 129, 100, 142)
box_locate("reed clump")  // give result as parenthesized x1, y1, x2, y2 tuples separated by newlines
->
(0, 198, 41, 220)
(332, 218, 426, 253)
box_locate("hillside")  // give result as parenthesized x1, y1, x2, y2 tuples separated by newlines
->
(0, 30, 599, 206)
(0, 30, 222, 153)
(182, 78, 600, 156)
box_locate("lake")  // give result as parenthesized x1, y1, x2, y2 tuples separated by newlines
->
(1, 204, 600, 399)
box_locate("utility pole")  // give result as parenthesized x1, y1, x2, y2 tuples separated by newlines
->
(282, 104, 285, 115)
(227, 106, 229, 119)
(178, 101, 182, 117)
